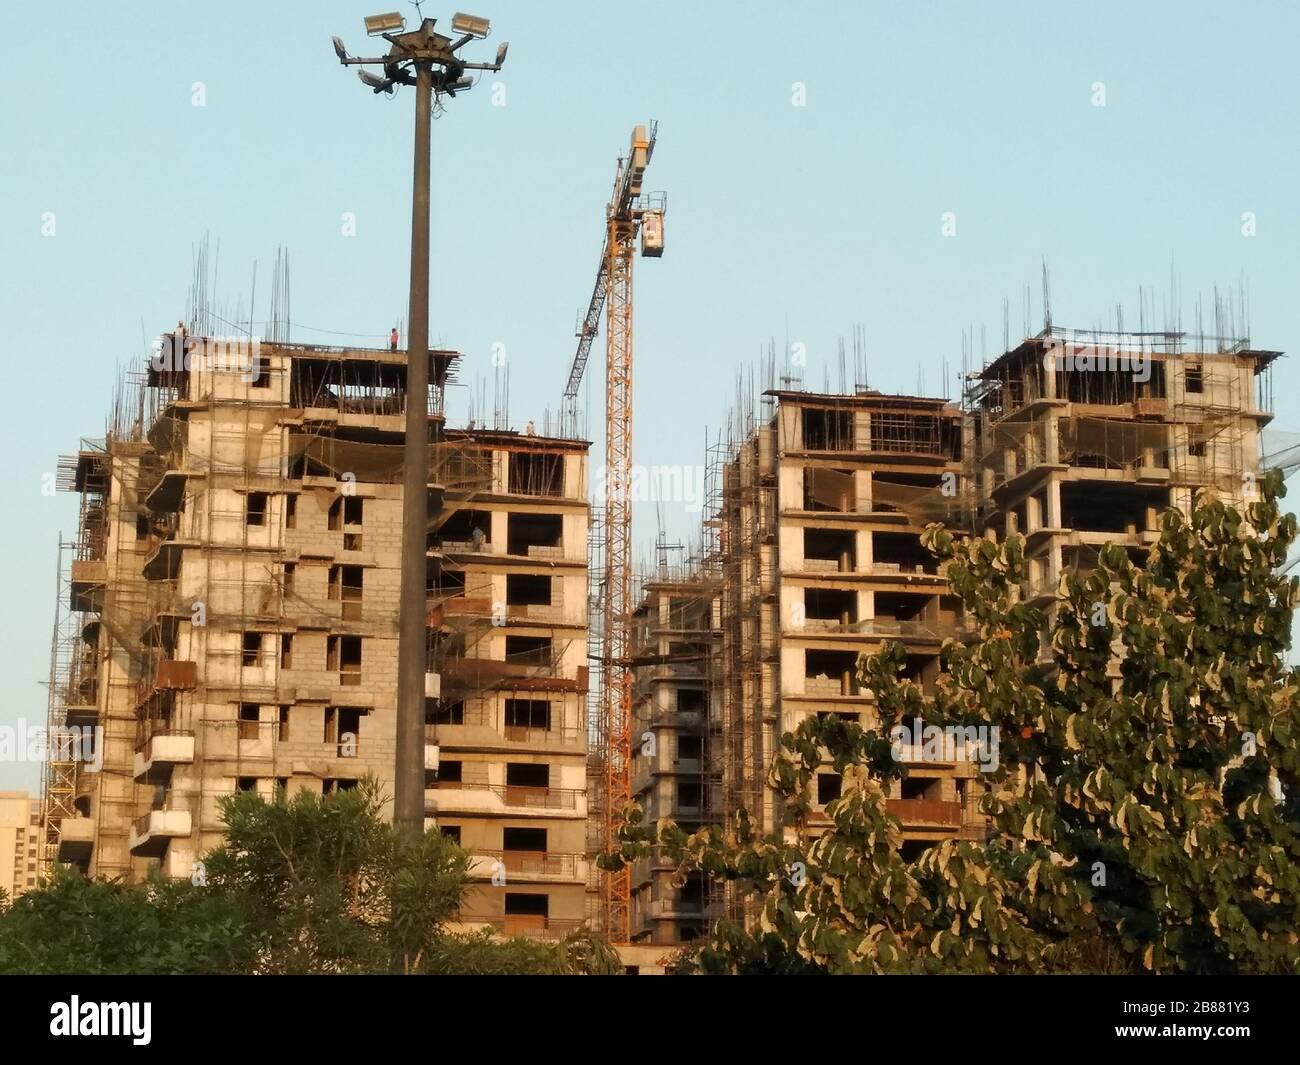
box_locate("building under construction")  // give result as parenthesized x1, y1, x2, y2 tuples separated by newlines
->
(967, 327, 1277, 596)
(622, 324, 1278, 946)
(626, 563, 724, 944)
(40, 318, 1279, 954)
(42, 330, 592, 937)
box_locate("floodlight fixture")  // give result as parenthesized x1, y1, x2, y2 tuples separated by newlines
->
(451, 12, 490, 38)
(364, 12, 406, 36)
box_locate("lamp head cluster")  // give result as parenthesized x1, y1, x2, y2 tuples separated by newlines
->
(333, 11, 507, 98)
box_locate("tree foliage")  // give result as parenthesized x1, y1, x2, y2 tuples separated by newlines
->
(0, 867, 249, 975)
(611, 471, 1300, 973)
(0, 779, 619, 975)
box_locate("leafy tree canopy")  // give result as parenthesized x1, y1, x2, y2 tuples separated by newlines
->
(610, 470, 1300, 974)
(0, 779, 619, 975)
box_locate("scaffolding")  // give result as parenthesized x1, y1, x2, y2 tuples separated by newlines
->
(625, 526, 724, 943)
(963, 327, 1276, 600)
(45, 331, 488, 882)
(39, 539, 81, 878)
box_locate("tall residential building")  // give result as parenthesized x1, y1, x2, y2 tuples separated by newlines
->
(425, 427, 592, 938)
(633, 326, 1278, 945)
(627, 572, 724, 945)
(967, 329, 1279, 594)
(0, 792, 41, 900)
(717, 388, 983, 855)
(42, 318, 1278, 953)
(43, 333, 590, 936)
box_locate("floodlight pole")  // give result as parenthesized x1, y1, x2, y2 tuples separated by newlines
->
(332, 14, 506, 839)
(395, 58, 434, 839)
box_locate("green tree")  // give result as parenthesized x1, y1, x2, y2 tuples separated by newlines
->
(1, 779, 620, 975)
(0, 868, 250, 975)
(201, 778, 467, 973)
(610, 472, 1300, 974)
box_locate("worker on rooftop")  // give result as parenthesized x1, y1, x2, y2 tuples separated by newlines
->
(389, 327, 399, 351)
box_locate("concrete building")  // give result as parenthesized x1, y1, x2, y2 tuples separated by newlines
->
(426, 427, 592, 937)
(967, 328, 1279, 598)
(627, 572, 724, 945)
(0, 792, 41, 900)
(633, 326, 1278, 944)
(44, 334, 591, 937)
(42, 319, 1277, 953)
(715, 388, 986, 857)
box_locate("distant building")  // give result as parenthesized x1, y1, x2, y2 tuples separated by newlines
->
(0, 792, 41, 900)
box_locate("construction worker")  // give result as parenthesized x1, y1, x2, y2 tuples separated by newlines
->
(389, 327, 399, 351)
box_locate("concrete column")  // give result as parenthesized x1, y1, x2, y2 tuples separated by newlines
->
(1048, 477, 1062, 529)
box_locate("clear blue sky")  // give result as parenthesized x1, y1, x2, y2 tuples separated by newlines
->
(2, 0, 1298, 790)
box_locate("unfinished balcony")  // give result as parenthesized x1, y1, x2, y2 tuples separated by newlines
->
(143, 469, 190, 514)
(57, 814, 95, 864)
(142, 537, 193, 581)
(870, 530, 943, 577)
(469, 830, 584, 882)
(799, 587, 857, 634)
(69, 559, 107, 612)
(437, 636, 576, 696)
(135, 658, 197, 709)
(425, 765, 583, 819)
(436, 508, 493, 555)
(287, 347, 460, 431)
(802, 467, 858, 513)
(644, 895, 724, 921)
(64, 653, 100, 726)
(426, 785, 579, 821)
(887, 798, 962, 831)
(425, 700, 582, 751)
(129, 805, 192, 857)
(801, 649, 862, 698)
(466, 850, 577, 881)
(133, 731, 196, 784)
(1059, 481, 1166, 548)
(802, 526, 856, 573)
(506, 512, 566, 560)
(464, 914, 584, 940)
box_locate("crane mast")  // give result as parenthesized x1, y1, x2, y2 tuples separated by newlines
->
(562, 124, 663, 943)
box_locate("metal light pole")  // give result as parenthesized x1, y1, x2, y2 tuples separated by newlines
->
(332, 11, 506, 836)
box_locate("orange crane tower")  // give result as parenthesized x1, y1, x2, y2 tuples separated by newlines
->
(561, 123, 664, 942)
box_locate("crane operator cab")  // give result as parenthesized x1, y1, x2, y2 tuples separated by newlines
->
(641, 210, 664, 257)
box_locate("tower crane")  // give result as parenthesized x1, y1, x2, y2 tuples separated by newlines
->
(561, 123, 664, 942)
